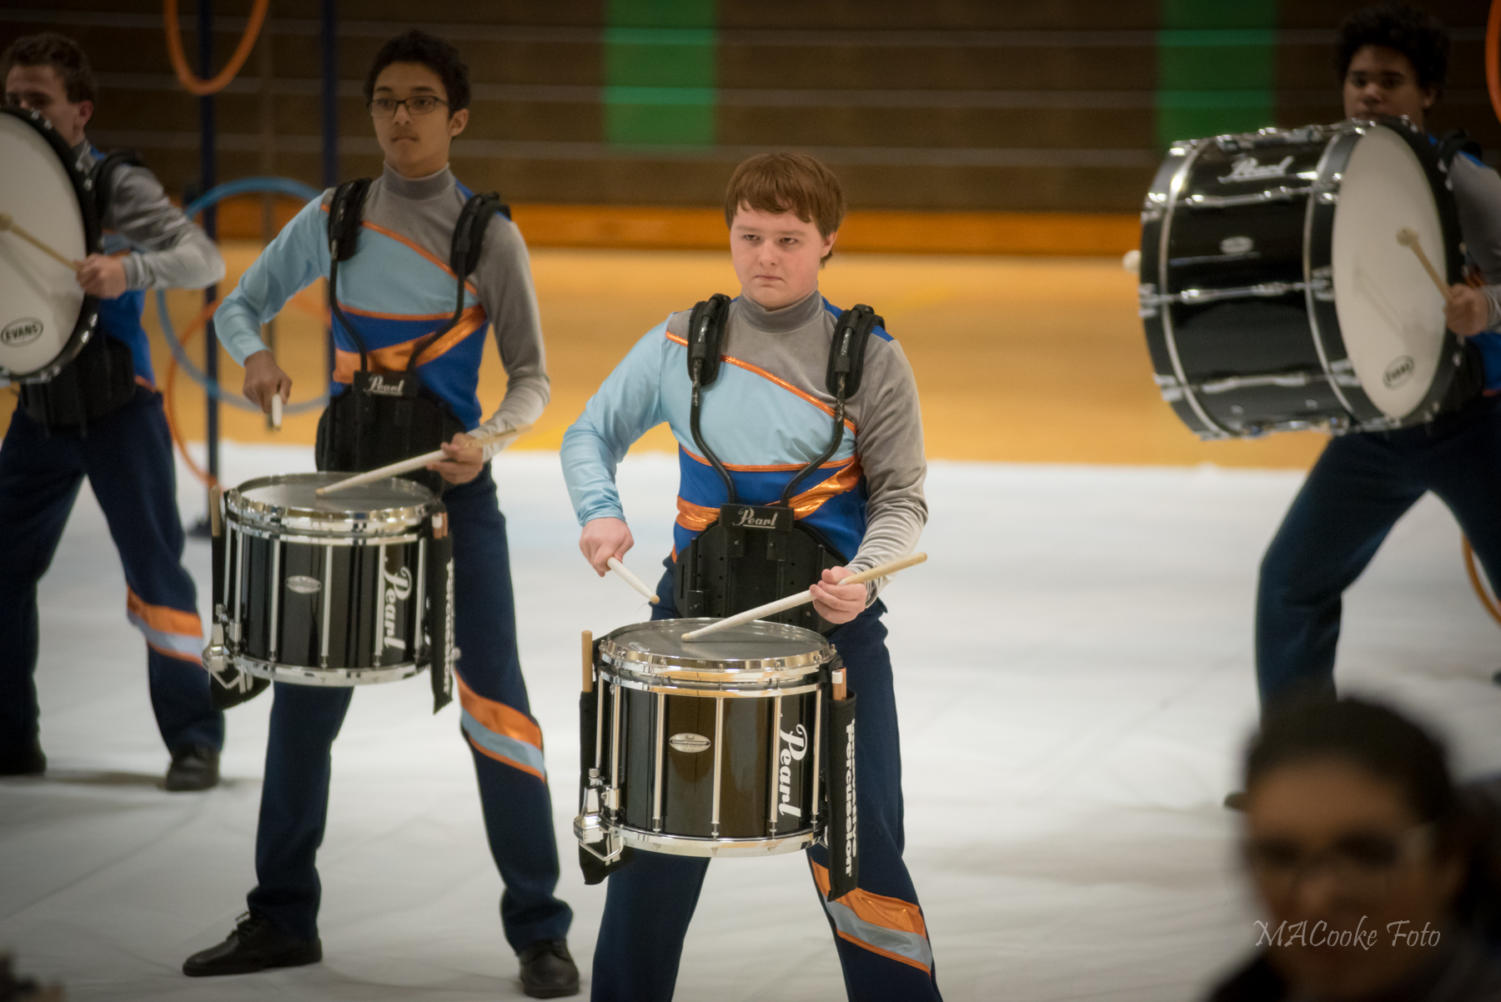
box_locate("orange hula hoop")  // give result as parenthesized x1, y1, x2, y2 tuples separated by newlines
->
(162, 289, 325, 489)
(161, 0, 270, 97)
(1490, 0, 1501, 127)
(1463, 537, 1501, 628)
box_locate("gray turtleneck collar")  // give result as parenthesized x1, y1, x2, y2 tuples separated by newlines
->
(736, 288, 825, 334)
(381, 161, 455, 201)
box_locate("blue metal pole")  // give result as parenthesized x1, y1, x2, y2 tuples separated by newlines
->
(200, 1, 220, 486)
(322, 0, 338, 390)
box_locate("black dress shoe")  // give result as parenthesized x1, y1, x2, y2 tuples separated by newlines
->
(165, 746, 219, 792)
(183, 912, 321, 977)
(0, 738, 45, 776)
(519, 939, 580, 998)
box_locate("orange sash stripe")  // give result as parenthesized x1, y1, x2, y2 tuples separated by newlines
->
(318, 204, 481, 298)
(331, 307, 487, 383)
(665, 331, 857, 435)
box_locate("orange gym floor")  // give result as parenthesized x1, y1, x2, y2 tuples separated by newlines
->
(3, 244, 1330, 472)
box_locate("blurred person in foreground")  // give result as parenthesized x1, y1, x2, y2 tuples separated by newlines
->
(1208, 697, 1501, 1001)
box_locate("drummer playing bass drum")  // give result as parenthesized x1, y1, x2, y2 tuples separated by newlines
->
(561, 151, 942, 1001)
(1252, 3, 1501, 724)
(0, 33, 226, 790)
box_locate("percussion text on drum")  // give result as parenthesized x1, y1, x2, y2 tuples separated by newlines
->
(777, 723, 810, 819)
(843, 719, 857, 877)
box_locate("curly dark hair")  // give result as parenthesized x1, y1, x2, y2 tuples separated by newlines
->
(1334, 3, 1449, 98)
(363, 29, 470, 112)
(1, 32, 97, 105)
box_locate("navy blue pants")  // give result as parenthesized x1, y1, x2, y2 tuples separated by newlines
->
(247, 468, 572, 950)
(590, 571, 942, 1001)
(1257, 393, 1501, 710)
(0, 387, 222, 758)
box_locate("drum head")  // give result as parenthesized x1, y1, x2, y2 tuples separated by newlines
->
(1331, 124, 1450, 420)
(227, 472, 437, 526)
(600, 619, 831, 674)
(0, 108, 97, 381)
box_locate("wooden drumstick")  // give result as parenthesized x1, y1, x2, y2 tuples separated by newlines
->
(680, 552, 928, 641)
(314, 423, 533, 495)
(832, 666, 847, 701)
(269, 393, 283, 431)
(0, 212, 82, 270)
(1395, 228, 1450, 297)
(606, 557, 659, 604)
(581, 630, 594, 694)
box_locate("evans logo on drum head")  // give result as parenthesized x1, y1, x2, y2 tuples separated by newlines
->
(1, 318, 44, 346)
(285, 575, 322, 595)
(668, 733, 711, 754)
(1383, 356, 1415, 389)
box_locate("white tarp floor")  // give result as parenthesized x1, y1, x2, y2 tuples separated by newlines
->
(3, 444, 1499, 1002)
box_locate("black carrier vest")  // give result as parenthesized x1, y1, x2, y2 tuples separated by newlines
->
(313, 179, 509, 494)
(19, 150, 143, 433)
(672, 295, 881, 633)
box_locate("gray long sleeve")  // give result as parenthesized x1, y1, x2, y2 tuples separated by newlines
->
(75, 146, 224, 291)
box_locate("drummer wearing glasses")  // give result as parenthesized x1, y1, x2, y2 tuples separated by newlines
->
(561, 152, 942, 1001)
(1251, 5, 1501, 735)
(0, 34, 226, 791)
(179, 29, 578, 997)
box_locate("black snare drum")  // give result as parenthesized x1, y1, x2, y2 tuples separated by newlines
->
(207, 473, 448, 686)
(579, 619, 835, 857)
(1139, 118, 1465, 438)
(0, 107, 100, 383)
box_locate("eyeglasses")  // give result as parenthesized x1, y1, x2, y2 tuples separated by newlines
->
(368, 95, 448, 118)
(1243, 824, 1435, 897)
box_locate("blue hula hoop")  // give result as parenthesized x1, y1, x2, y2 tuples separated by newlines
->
(154, 175, 329, 415)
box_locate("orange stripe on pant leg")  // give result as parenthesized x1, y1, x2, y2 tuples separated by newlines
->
(810, 861, 929, 939)
(125, 588, 202, 637)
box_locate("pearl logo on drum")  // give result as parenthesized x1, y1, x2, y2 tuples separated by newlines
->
(0, 318, 44, 346)
(1219, 155, 1295, 183)
(1383, 355, 1415, 389)
(668, 733, 711, 754)
(382, 565, 412, 652)
(777, 724, 809, 819)
(285, 575, 321, 595)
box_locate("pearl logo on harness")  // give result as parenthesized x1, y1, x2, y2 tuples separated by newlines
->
(1218, 155, 1295, 184)
(734, 508, 778, 530)
(382, 565, 412, 652)
(777, 723, 810, 819)
(365, 374, 408, 397)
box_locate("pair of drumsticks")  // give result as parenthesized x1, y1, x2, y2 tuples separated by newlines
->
(605, 551, 928, 641)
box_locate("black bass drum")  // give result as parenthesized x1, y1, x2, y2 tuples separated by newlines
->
(0, 106, 100, 383)
(1138, 117, 1465, 438)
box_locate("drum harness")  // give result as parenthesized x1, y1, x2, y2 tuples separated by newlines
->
(18, 150, 142, 433)
(672, 294, 882, 634)
(314, 178, 507, 495)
